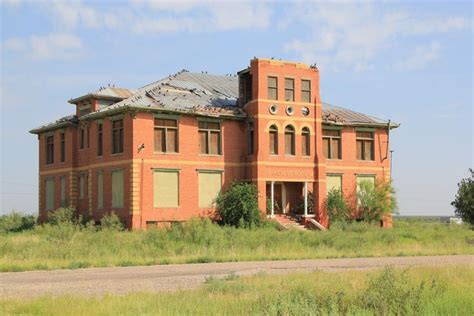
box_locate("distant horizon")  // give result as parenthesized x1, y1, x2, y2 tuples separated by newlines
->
(1, 1, 472, 217)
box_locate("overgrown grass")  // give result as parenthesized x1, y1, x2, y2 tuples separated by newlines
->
(0, 218, 472, 272)
(1, 266, 473, 315)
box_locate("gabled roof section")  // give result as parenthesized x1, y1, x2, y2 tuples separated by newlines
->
(82, 70, 243, 120)
(322, 102, 399, 128)
(68, 86, 137, 104)
(29, 115, 78, 134)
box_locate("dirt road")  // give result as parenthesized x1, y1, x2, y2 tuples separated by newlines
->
(1, 255, 472, 299)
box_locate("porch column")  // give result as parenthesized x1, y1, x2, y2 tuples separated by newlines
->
(304, 181, 308, 217)
(270, 181, 275, 217)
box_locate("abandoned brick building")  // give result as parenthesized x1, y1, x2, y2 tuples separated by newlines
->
(30, 58, 398, 229)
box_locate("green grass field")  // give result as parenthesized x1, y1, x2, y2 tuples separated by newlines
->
(0, 218, 472, 272)
(1, 266, 473, 315)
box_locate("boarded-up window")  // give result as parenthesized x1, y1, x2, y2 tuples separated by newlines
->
(97, 171, 103, 209)
(45, 178, 54, 211)
(322, 129, 341, 159)
(248, 122, 254, 155)
(301, 79, 311, 103)
(356, 131, 374, 161)
(326, 175, 342, 195)
(284, 78, 294, 101)
(269, 125, 278, 154)
(46, 135, 54, 164)
(79, 174, 85, 199)
(112, 119, 124, 154)
(112, 170, 124, 208)
(302, 127, 310, 156)
(198, 121, 221, 155)
(97, 123, 103, 156)
(267, 76, 278, 100)
(60, 176, 66, 207)
(285, 125, 295, 155)
(198, 171, 222, 208)
(154, 118, 178, 153)
(154, 170, 179, 207)
(357, 175, 375, 191)
(60, 132, 65, 162)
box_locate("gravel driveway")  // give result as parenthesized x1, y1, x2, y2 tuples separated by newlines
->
(1, 255, 472, 299)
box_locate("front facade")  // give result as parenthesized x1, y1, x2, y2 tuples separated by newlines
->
(30, 58, 398, 229)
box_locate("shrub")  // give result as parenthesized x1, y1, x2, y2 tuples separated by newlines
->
(451, 169, 474, 226)
(100, 213, 124, 231)
(216, 182, 262, 228)
(0, 211, 36, 233)
(47, 207, 80, 226)
(292, 191, 314, 215)
(325, 189, 350, 223)
(357, 180, 398, 223)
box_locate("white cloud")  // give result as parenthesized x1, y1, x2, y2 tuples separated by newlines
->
(283, 2, 469, 72)
(2, 33, 84, 60)
(395, 41, 441, 71)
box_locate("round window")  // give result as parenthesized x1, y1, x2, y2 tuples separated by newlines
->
(269, 104, 278, 115)
(302, 107, 310, 116)
(286, 105, 294, 116)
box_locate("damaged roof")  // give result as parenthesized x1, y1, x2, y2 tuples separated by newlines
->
(30, 115, 78, 134)
(68, 86, 137, 104)
(30, 71, 398, 134)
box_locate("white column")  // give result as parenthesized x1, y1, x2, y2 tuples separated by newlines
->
(271, 181, 275, 217)
(304, 181, 308, 217)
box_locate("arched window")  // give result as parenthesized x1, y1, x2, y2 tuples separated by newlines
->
(269, 125, 278, 155)
(285, 125, 295, 155)
(302, 127, 310, 156)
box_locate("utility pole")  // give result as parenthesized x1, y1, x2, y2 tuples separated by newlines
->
(390, 150, 394, 181)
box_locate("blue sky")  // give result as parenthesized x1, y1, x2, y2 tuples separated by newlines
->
(1, 0, 472, 216)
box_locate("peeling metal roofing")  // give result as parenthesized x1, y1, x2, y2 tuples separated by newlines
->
(29, 115, 78, 134)
(31, 71, 398, 134)
(68, 86, 137, 104)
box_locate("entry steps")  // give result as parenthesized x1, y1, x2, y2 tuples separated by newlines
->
(273, 214, 307, 231)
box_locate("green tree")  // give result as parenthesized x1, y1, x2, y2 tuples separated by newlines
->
(451, 169, 474, 226)
(325, 189, 350, 223)
(216, 182, 262, 228)
(357, 180, 398, 223)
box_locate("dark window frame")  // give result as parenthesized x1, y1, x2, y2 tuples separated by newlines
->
(284, 78, 295, 102)
(46, 135, 54, 165)
(322, 129, 342, 159)
(302, 127, 310, 156)
(154, 118, 179, 153)
(285, 125, 296, 156)
(60, 132, 65, 162)
(198, 121, 221, 155)
(301, 79, 311, 103)
(112, 119, 124, 154)
(269, 125, 278, 155)
(248, 121, 254, 156)
(79, 128, 85, 149)
(267, 76, 278, 100)
(356, 131, 375, 161)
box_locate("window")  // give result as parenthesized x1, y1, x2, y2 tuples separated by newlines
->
(154, 170, 179, 207)
(79, 174, 86, 199)
(45, 178, 55, 211)
(301, 79, 311, 103)
(198, 171, 222, 208)
(111, 169, 124, 208)
(302, 127, 310, 156)
(269, 125, 278, 155)
(357, 175, 375, 190)
(60, 132, 65, 162)
(198, 121, 221, 155)
(112, 119, 124, 154)
(60, 176, 66, 207)
(267, 76, 278, 100)
(87, 126, 90, 148)
(97, 171, 103, 209)
(248, 122, 254, 155)
(154, 118, 178, 153)
(284, 78, 294, 101)
(326, 174, 342, 195)
(285, 125, 295, 155)
(46, 135, 54, 164)
(80, 128, 85, 149)
(356, 131, 374, 161)
(97, 122, 103, 156)
(322, 129, 341, 159)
